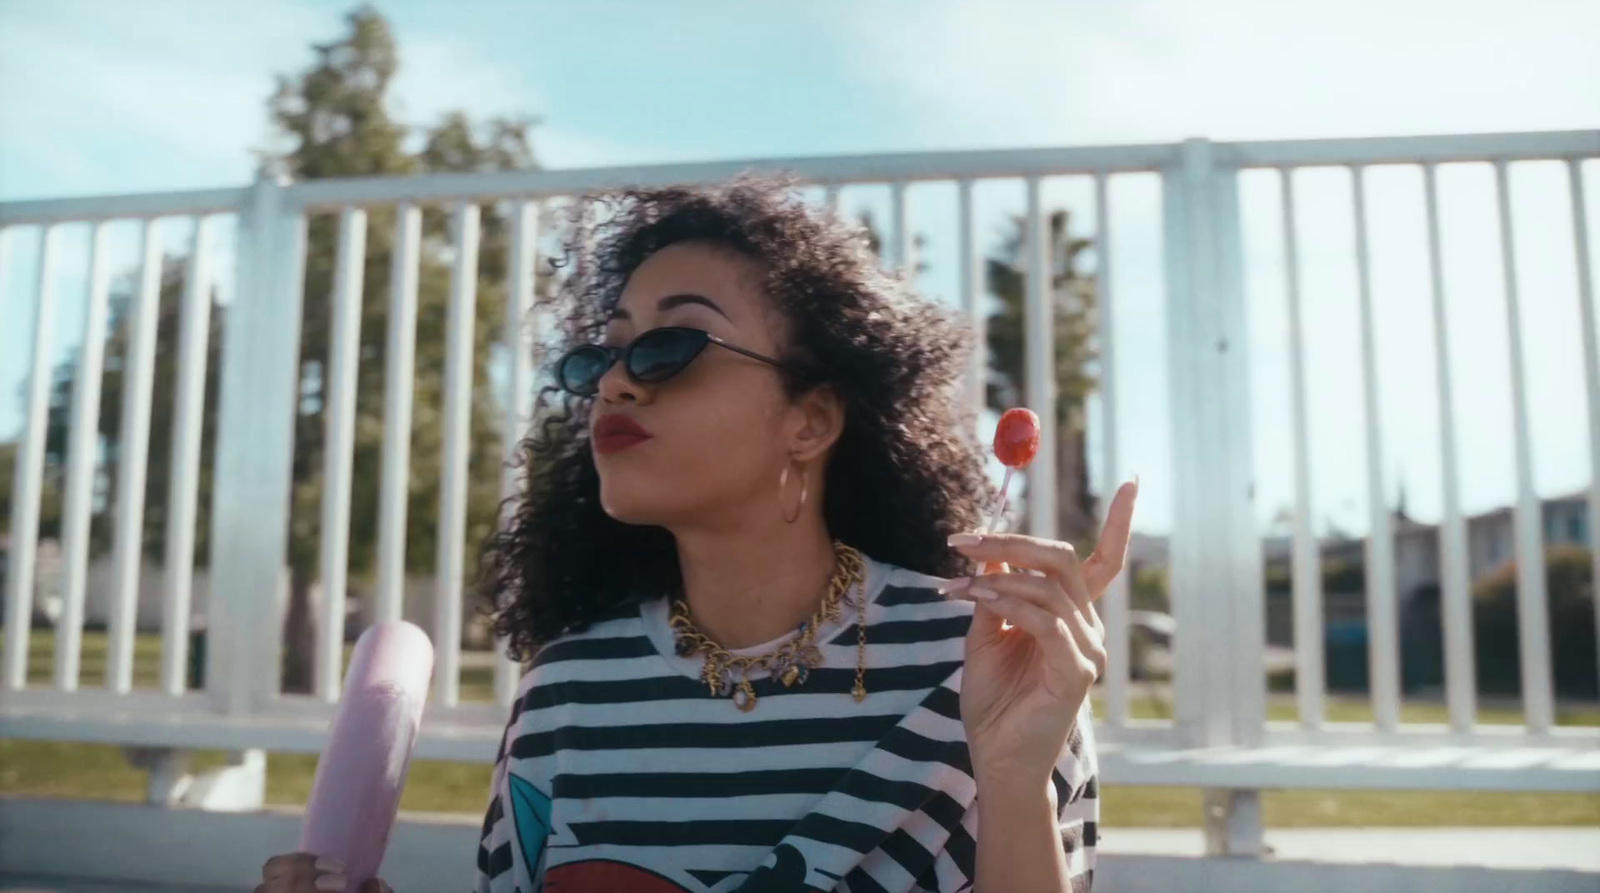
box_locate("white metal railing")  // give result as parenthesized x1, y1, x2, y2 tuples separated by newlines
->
(1, 133, 1597, 785)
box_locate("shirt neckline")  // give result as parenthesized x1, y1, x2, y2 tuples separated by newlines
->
(639, 556, 890, 683)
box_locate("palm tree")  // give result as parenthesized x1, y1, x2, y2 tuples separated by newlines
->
(985, 209, 1099, 545)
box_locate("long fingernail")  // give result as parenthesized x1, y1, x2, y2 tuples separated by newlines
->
(315, 858, 345, 873)
(965, 586, 999, 602)
(948, 533, 983, 547)
(937, 577, 972, 594)
(315, 875, 347, 891)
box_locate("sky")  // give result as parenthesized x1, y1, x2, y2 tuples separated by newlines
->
(1, 0, 1597, 538)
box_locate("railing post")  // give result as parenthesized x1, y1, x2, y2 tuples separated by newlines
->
(206, 169, 306, 718)
(1163, 139, 1267, 855)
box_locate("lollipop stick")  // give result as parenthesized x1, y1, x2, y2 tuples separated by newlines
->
(984, 467, 1014, 535)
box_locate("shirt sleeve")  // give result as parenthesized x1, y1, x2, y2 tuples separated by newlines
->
(1053, 703, 1100, 893)
(473, 706, 517, 892)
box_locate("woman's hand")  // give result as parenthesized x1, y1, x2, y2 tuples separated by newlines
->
(255, 854, 393, 893)
(947, 479, 1138, 784)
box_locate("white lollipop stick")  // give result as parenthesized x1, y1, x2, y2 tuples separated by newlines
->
(984, 467, 1015, 535)
(299, 621, 434, 888)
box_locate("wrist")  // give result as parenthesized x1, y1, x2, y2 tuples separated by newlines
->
(972, 758, 1057, 805)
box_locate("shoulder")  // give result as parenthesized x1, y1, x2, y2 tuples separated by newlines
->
(865, 558, 976, 638)
(868, 558, 966, 613)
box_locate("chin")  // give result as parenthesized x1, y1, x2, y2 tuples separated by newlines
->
(597, 477, 685, 527)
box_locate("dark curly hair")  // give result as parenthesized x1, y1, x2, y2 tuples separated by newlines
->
(479, 175, 992, 661)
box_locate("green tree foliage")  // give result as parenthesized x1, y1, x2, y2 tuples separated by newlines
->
(21, 6, 540, 692)
(985, 210, 1100, 544)
(853, 205, 1101, 544)
(1471, 544, 1595, 698)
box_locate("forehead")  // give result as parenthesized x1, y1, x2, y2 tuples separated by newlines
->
(615, 241, 768, 319)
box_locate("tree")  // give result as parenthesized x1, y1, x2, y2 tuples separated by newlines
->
(985, 210, 1099, 544)
(25, 6, 540, 693)
(1471, 544, 1595, 698)
(853, 207, 1100, 543)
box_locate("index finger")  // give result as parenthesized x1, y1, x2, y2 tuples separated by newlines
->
(949, 531, 1080, 584)
(1082, 478, 1139, 594)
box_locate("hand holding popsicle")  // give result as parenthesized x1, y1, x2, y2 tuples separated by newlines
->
(257, 622, 432, 893)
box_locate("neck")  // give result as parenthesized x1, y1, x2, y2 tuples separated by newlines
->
(671, 510, 837, 651)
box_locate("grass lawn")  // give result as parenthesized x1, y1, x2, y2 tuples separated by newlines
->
(4, 630, 1598, 827)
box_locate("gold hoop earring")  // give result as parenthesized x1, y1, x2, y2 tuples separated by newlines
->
(778, 460, 808, 524)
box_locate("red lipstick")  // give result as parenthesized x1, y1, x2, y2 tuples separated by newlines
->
(592, 413, 653, 455)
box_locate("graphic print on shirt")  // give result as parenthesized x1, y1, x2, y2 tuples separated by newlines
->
(511, 772, 708, 892)
(508, 774, 553, 881)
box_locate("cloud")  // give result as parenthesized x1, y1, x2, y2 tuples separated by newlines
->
(827, 0, 1600, 146)
(0, 0, 633, 198)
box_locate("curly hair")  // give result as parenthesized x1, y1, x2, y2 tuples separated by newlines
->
(478, 175, 993, 662)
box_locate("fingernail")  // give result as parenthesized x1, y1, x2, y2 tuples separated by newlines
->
(948, 533, 983, 547)
(937, 577, 972, 594)
(314, 858, 345, 873)
(965, 586, 999, 602)
(315, 875, 347, 891)
(1132, 473, 1141, 489)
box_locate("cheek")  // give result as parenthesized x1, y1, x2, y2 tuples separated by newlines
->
(597, 375, 789, 519)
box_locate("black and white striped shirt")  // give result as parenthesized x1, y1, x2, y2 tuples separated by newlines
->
(474, 557, 1098, 893)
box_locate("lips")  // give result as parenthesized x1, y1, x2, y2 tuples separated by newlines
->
(592, 413, 653, 455)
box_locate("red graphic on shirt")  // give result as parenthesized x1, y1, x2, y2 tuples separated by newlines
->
(542, 859, 693, 892)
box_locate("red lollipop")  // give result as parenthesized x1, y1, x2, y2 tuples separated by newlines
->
(977, 408, 1042, 576)
(993, 407, 1041, 469)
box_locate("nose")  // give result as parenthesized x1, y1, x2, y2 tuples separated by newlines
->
(596, 358, 646, 405)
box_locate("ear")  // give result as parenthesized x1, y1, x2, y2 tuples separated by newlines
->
(787, 385, 845, 464)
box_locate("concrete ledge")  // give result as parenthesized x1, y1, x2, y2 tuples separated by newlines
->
(3, 798, 1596, 893)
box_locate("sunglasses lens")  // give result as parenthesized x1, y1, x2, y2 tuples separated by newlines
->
(558, 346, 612, 396)
(629, 329, 707, 382)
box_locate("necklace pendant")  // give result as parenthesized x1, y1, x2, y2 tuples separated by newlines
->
(851, 681, 867, 702)
(704, 666, 731, 697)
(781, 665, 800, 687)
(733, 680, 757, 712)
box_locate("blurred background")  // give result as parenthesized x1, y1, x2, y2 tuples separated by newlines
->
(0, 1, 1596, 891)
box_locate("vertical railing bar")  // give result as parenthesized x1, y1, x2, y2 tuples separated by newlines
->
(1423, 163, 1477, 733)
(55, 222, 114, 691)
(436, 202, 480, 707)
(1568, 159, 1600, 705)
(957, 179, 986, 430)
(890, 180, 911, 273)
(1281, 168, 1325, 729)
(316, 207, 367, 703)
(106, 219, 165, 693)
(1024, 176, 1058, 538)
(1493, 159, 1556, 733)
(2, 225, 55, 691)
(1095, 171, 1130, 729)
(824, 184, 840, 214)
(160, 216, 215, 695)
(1352, 165, 1401, 731)
(376, 204, 422, 625)
(496, 199, 538, 708)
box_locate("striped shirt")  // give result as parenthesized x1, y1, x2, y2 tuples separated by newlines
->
(474, 557, 1098, 893)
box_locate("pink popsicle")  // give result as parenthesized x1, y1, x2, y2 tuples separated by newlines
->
(299, 621, 435, 888)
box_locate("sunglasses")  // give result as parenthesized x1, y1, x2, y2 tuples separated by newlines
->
(556, 326, 793, 397)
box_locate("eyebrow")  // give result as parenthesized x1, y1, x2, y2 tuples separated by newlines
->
(609, 293, 731, 321)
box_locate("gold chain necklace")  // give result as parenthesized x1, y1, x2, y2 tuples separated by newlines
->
(668, 541, 868, 712)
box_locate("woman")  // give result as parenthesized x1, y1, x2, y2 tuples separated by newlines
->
(259, 176, 1136, 893)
